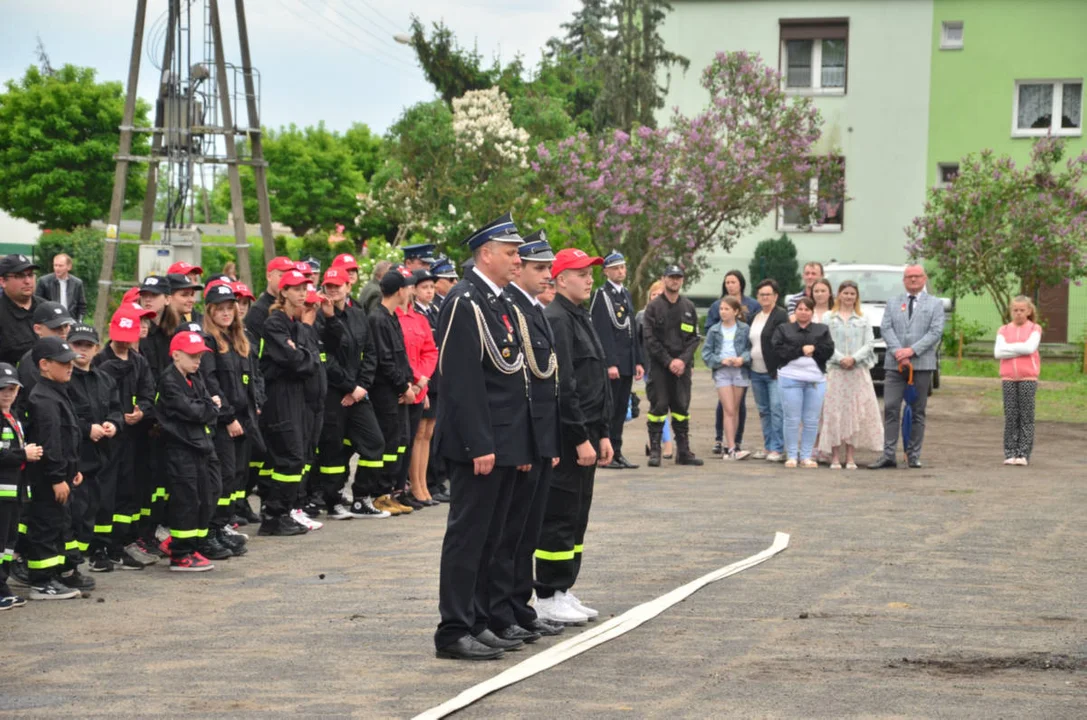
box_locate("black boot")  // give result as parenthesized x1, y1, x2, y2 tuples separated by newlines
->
(674, 422, 703, 466)
(647, 423, 663, 468)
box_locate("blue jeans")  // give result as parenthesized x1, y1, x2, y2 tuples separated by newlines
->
(749, 371, 783, 453)
(779, 377, 827, 461)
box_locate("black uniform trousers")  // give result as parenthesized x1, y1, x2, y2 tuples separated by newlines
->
(260, 386, 307, 518)
(139, 428, 166, 544)
(317, 399, 385, 507)
(646, 362, 692, 424)
(1, 502, 19, 589)
(489, 459, 553, 631)
(166, 442, 220, 556)
(435, 461, 518, 648)
(372, 398, 408, 498)
(26, 490, 74, 582)
(69, 470, 102, 560)
(536, 426, 600, 598)
(91, 459, 121, 555)
(300, 405, 323, 507)
(111, 423, 150, 548)
(608, 374, 633, 457)
(211, 431, 250, 528)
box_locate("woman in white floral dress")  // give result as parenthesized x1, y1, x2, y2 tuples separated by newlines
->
(818, 281, 883, 468)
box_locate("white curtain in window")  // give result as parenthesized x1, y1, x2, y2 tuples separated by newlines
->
(821, 39, 847, 88)
(1062, 83, 1082, 128)
(1018, 84, 1053, 129)
(786, 40, 812, 88)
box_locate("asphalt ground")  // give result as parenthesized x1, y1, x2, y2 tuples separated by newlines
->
(3, 374, 1085, 718)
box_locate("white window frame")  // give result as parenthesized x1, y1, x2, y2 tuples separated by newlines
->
(1012, 79, 1083, 138)
(781, 38, 847, 96)
(778, 165, 844, 234)
(940, 21, 964, 50)
(937, 162, 960, 188)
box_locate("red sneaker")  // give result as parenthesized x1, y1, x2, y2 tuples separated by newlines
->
(158, 536, 173, 558)
(169, 552, 215, 572)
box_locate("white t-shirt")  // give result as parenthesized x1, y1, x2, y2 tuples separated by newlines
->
(749, 312, 769, 374)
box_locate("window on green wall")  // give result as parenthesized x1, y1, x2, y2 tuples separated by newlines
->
(780, 19, 849, 95)
(1013, 80, 1083, 138)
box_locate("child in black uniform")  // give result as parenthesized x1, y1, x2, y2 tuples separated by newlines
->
(0, 363, 43, 609)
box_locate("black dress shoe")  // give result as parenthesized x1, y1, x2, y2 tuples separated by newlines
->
(474, 628, 524, 651)
(601, 460, 624, 470)
(907, 458, 923, 469)
(525, 617, 565, 636)
(436, 635, 505, 661)
(868, 456, 898, 470)
(497, 625, 541, 644)
(432, 491, 451, 503)
(617, 454, 639, 469)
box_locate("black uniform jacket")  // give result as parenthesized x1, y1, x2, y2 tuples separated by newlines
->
(590, 282, 644, 375)
(771, 321, 836, 374)
(200, 337, 264, 449)
(369, 304, 413, 405)
(69, 365, 124, 475)
(435, 270, 534, 467)
(0, 410, 29, 502)
(26, 378, 81, 492)
(140, 322, 172, 379)
(545, 293, 612, 446)
(0, 294, 39, 367)
(320, 303, 378, 396)
(297, 321, 328, 413)
(93, 345, 157, 419)
(259, 311, 320, 385)
(244, 291, 277, 343)
(244, 327, 267, 412)
(507, 285, 560, 460)
(155, 365, 218, 453)
(643, 292, 701, 371)
(15, 348, 40, 419)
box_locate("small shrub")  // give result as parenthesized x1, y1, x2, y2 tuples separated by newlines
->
(749, 233, 801, 296)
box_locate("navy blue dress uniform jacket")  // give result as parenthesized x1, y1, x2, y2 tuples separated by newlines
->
(590, 282, 644, 375)
(435, 271, 535, 467)
(507, 286, 560, 460)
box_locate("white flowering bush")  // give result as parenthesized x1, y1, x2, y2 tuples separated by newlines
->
(452, 87, 530, 169)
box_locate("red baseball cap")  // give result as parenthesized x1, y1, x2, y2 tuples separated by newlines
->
(126, 302, 157, 319)
(170, 330, 210, 355)
(203, 277, 230, 297)
(231, 281, 255, 300)
(295, 261, 314, 276)
(109, 306, 144, 343)
(278, 270, 309, 290)
(331, 253, 358, 271)
(122, 287, 141, 305)
(550, 248, 603, 278)
(168, 261, 203, 276)
(267, 256, 296, 273)
(322, 267, 347, 286)
(304, 284, 326, 305)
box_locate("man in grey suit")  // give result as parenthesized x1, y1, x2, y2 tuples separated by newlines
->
(870, 265, 945, 469)
(35, 253, 86, 321)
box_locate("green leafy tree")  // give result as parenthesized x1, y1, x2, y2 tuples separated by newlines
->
(213, 123, 365, 236)
(750, 234, 801, 296)
(343, 122, 384, 181)
(0, 64, 150, 229)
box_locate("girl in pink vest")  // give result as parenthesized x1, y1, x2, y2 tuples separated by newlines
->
(993, 296, 1041, 466)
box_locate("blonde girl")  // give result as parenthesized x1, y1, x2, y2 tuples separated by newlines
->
(994, 296, 1041, 465)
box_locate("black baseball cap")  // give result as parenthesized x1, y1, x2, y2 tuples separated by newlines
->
(0, 363, 21, 387)
(67, 324, 100, 345)
(166, 273, 203, 293)
(32, 301, 75, 329)
(0, 254, 38, 276)
(412, 268, 436, 284)
(32, 336, 78, 365)
(138, 275, 169, 294)
(380, 266, 416, 295)
(204, 283, 238, 305)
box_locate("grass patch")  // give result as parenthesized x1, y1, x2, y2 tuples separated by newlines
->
(943, 359, 1087, 423)
(942, 358, 1083, 382)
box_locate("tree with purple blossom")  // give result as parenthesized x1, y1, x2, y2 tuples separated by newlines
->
(535, 51, 844, 303)
(906, 137, 1087, 324)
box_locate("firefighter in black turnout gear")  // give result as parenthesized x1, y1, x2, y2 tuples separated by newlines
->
(590, 250, 644, 470)
(643, 265, 703, 467)
(433, 213, 536, 661)
(487, 233, 566, 642)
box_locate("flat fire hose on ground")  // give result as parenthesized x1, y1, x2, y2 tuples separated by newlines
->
(413, 532, 791, 720)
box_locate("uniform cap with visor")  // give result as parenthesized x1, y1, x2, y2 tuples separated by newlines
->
(67, 323, 100, 345)
(0, 254, 39, 275)
(170, 331, 211, 355)
(462, 212, 522, 251)
(518, 230, 556, 262)
(205, 283, 237, 305)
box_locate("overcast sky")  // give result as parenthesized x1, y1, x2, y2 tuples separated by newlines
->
(1, 0, 581, 135)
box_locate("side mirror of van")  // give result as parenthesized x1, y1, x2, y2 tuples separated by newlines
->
(941, 297, 954, 312)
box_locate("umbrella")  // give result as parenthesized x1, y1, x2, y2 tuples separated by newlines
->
(899, 360, 917, 460)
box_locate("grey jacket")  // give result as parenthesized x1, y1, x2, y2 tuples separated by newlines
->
(881, 292, 945, 371)
(35, 272, 86, 321)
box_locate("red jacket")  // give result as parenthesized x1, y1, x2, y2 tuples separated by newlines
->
(396, 306, 438, 404)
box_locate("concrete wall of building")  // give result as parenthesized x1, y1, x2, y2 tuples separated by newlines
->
(659, 0, 934, 300)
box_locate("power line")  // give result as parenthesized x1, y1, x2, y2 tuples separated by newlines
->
(303, 0, 413, 62)
(341, 0, 406, 37)
(275, 0, 412, 73)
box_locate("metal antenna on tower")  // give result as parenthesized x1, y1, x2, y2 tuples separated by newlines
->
(93, 0, 275, 330)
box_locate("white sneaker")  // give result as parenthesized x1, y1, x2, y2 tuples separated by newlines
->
(1013, 457, 1029, 466)
(222, 524, 249, 540)
(562, 590, 599, 620)
(766, 451, 783, 462)
(154, 525, 170, 543)
(752, 449, 768, 460)
(734, 450, 751, 461)
(1003, 458, 1016, 465)
(327, 503, 354, 520)
(290, 509, 323, 530)
(534, 593, 588, 625)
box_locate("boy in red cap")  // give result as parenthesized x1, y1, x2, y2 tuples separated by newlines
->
(167, 261, 204, 285)
(156, 330, 219, 571)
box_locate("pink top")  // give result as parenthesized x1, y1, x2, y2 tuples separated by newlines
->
(994, 321, 1041, 381)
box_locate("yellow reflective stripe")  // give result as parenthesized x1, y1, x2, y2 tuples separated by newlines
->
(64, 540, 78, 551)
(358, 459, 383, 468)
(646, 414, 668, 422)
(93, 524, 113, 534)
(76, 541, 89, 552)
(0, 552, 12, 562)
(232, 490, 247, 500)
(18, 523, 27, 534)
(319, 352, 327, 362)
(170, 528, 200, 539)
(535, 549, 576, 561)
(671, 413, 689, 422)
(396, 446, 407, 453)
(197, 528, 208, 538)
(113, 514, 133, 524)
(680, 323, 694, 333)
(382, 454, 398, 462)
(343, 438, 353, 447)
(574, 544, 584, 554)
(140, 508, 151, 518)
(259, 468, 274, 476)
(27, 555, 65, 569)
(259, 338, 265, 358)
(217, 497, 233, 506)
(320, 466, 346, 474)
(242, 373, 250, 385)
(0, 489, 16, 498)
(271, 472, 303, 483)
(249, 461, 264, 469)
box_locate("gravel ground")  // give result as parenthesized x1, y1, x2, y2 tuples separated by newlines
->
(3, 375, 1085, 719)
